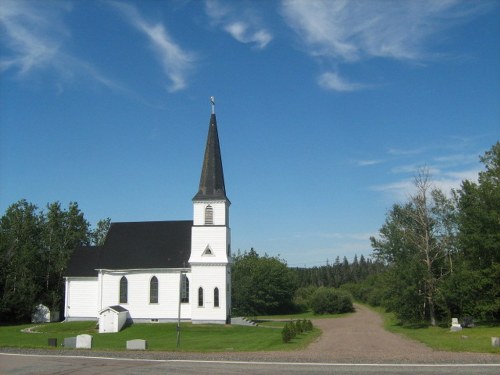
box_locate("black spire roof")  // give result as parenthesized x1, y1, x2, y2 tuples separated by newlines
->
(193, 103, 229, 202)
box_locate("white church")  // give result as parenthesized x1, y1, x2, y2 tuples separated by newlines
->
(64, 99, 232, 325)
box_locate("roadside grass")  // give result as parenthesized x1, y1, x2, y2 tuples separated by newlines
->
(0, 321, 320, 352)
(372, 306, 500, 354)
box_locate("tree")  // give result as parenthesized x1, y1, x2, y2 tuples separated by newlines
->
(232, 249, 297, 315)
(371, 169, 455, 325)
(91, 217, 111, 246)
(0, 200, 96, 322)
(0, 200, 43, 321)
(454, 142, 500, 319)
(40, 202, 90, 310)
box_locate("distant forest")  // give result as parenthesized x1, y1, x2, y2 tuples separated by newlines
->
(293, 255, 384, 288)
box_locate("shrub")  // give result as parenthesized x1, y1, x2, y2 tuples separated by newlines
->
(304, 320, 313, 331)
(311, 287, 354, 314)
(281, 323, 292, 343)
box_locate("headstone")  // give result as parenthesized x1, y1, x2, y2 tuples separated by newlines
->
(76, 334, 92, 349)
(492, 337, 500, 347)
(63, 337, 76, 348)
(450, 317, 462, 332)
(32, 304, 50, 323)
(48, 338, 57, 347)
(126, 339, 147, 350)
(461, 316, 474, 328)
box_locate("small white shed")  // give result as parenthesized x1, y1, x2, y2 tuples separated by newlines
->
(99, 305, 128, 333)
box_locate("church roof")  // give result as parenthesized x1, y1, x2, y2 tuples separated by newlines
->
(65, 220, 193, 277)
(66, 246, 102, 277)
(192, 112, 229, 202)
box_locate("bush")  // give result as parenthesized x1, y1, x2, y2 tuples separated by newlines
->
(281, 323, 293, 343)
(293, 285, 318, 311)
(311, 287, 354, 314)
(304, 319, 313, 331)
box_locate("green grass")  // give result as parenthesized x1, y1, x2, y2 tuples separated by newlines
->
(0, 321, 320, 352)
(372, 306, 500, 354)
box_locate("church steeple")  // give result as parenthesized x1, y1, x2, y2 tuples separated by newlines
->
(193, 97, 229, 202)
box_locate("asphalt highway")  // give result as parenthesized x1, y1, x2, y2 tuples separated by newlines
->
(1, 352, 500, 375)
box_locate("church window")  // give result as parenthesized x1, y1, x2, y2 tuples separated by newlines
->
(202, 245, 213, 256)
(180, 274, 189, 303)
(214, 287, 219, 308)
(198, 287, 204, 307)
(150, 276, 158, 304)
(205, 205, 213, 225)
(119, 276, 128, 304)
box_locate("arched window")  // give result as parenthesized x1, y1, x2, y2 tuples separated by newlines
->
(198, 287, 204, 307)
(119, 276, 128, 304)
(180, 274, 189, 303)
(150, 276, 158, 304)
(205, 205, 213, 225)
(214, 287, 219, 308)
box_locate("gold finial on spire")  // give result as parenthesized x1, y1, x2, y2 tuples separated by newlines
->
(210, 96, 215, 114)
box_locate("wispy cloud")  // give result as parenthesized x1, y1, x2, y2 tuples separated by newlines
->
(205, 0, 272, 49)
(111, 2, 196, 92)
(374, 165, 481, 201)
(357, 159, 383, 167)
(0, 0, 67, 74)
(0, 0, 120, 92)
(317, 71, 365, 92)
(281, 0, 489, 92)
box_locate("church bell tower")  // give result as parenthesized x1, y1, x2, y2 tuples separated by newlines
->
(189, 97, 231, 324)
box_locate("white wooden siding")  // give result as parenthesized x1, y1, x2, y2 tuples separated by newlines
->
(100, 270, 192, 321)
(65, 277, 98, 320)
(190, 265, 230, 323)
(190, 226, 230, 264)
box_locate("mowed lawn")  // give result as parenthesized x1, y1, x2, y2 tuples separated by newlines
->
(0, 321, 320, 352)
(375, 307, 500, 354)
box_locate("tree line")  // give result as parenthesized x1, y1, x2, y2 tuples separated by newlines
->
(2, 143, 497, 325)
(357, 142, 499, 325)
(0, 200, 109, 322)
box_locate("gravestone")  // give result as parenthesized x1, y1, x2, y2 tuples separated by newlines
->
(492, 337, 500, 347)
(461, 316, 474, 328)
(450, 318, 462, 332)
(76, 334, 92, 349)
(48, 338, 57, 347)
(63, 337, 76, 348)
(126, 339, 147, 350)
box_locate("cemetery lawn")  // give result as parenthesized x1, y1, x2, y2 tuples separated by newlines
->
(0, 321, 320, 352)
(376, 307, 500, 354)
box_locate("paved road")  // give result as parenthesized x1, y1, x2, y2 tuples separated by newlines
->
(1, 353, 500, 375)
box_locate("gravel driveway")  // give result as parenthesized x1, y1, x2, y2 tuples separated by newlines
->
(1, 305, 499, 364)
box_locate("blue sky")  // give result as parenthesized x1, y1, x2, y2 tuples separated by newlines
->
(1, 0, 499, 267)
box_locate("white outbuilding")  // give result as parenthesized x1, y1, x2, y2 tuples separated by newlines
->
(99, 305, 129, 333)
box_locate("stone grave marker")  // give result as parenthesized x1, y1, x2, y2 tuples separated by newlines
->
(450, 318, 462, 332)
(127, 339, 147, 350)
(63, 337, 76, 348)
(76, 334, 92, 349)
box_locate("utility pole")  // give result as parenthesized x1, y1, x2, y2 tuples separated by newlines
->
(176, 271, 183, 349)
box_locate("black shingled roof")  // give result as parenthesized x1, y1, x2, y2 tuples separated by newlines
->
(66, 246, 102, 277)
(65, 220, 192, 277)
